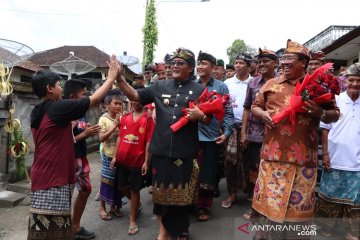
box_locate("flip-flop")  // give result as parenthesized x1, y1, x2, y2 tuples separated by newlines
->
(99, 213, 112, 221)
(197, 208, 209, 222)
(243, 209, 252, 221)
(221, 198, 236, 208)
(128, 225, 139, 236)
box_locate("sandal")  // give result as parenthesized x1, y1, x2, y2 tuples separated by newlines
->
(99, 213, 112, 221)
(319, 227, 333, 238)
(243, 209, 252, 221)
(109, 209, 123, 217)
(128, 225, 139, 236)
(221, 198, 236, 208)
(345, 232, 359, 240)
(197, 208, 209, 222)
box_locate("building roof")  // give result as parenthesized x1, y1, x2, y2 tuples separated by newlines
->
(303, 25, 357, 51)
(29, 45, 112, 68)
(15, 61, 43, 72)
(322, 26, 360, 61)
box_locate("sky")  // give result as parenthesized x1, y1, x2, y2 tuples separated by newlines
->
(1, 0, 359, 73)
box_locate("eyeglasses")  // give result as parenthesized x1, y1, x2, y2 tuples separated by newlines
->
(281, 56, 298, 63)
(170, 60, 187, 66)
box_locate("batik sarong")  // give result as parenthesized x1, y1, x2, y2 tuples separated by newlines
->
(252, 159, 317, 223)
(28, 185, 73, 240)
(99, 154, 121, 206)
(315, 169, 360, 235)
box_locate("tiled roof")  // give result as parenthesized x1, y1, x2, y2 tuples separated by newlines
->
(16, 61, 43, 72)
(29, 45, 112, 68)
(0, 47, 21, 64)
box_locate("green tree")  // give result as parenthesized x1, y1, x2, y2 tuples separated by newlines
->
(142, 0, 158, 67)
(226, 39, 256, 64)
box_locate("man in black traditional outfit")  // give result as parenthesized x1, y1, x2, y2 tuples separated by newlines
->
(115, 48, 207, 240)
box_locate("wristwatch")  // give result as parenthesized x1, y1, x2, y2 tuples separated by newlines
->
(320, 109, 326, 121)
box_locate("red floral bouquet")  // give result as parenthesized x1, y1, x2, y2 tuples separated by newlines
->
(170, 88, 230, 133)
(272, 63, 340, 131)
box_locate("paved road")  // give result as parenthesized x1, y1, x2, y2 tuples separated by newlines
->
(0, 152, 347, 240)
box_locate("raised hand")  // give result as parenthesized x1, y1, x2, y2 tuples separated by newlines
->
(107, 54, 120, 81)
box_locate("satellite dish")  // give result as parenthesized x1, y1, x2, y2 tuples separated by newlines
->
(50, 52, 97, 79)
(117, 51, 139, 66)
(0, 38, 34, 67)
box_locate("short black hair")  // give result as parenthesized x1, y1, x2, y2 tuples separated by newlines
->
(104, 89, 123, 105)
(31, 70, 61, 98)
(63, 79, 87, 99)
(297, 53, 310, 69)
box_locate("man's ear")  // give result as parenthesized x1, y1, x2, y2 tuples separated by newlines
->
(69, 93, 75, 99)
(301, 59, 307, 68)
(189, 65, 195, 74)
(46, 85, 53, 94)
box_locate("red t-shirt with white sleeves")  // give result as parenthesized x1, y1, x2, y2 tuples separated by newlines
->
(115, 112, 154, 168)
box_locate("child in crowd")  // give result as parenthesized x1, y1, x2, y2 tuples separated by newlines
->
(28, 55, 119, 240)
(111, 101, 154, 236)
(98, 90, 124, 220)
(63, 79, 101, 239)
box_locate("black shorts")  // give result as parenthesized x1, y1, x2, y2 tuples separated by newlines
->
(115, 165, 145, 192)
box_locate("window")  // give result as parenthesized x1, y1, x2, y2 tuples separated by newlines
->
(20, 75, 31, 83)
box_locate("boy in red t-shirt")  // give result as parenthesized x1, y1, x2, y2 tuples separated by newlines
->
(111, 101, 154, 236)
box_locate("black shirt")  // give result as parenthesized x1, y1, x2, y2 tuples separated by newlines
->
(73, 116, 87, 158)
(138, 78, 205, 159)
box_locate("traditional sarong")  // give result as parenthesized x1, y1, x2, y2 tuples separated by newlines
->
(197, 141, 219, 209)
(315, 195, 360, 235)
(315, 169, 360, 235)
(224, 124, 246, 193)
(245, 142, 262, 185)
(243, 142, 262, 198)
(318, 169, 360, 205)
(252, 160, 317, 223)
(152, 155, 199, 205)
(28, 185, 73, 240)
(99, 154, 121, 206)
(152, 155, 199, 238)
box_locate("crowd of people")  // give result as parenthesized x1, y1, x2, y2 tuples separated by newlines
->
(26, 39, 359, 240)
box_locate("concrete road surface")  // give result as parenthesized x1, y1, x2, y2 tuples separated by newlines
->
(0, 152, 347, 240)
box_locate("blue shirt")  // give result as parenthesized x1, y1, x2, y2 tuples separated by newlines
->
(197, 78, 234, 141)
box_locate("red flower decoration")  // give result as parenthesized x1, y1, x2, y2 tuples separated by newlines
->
(170, 88, 230, 133)
(272, 63, 340, 132)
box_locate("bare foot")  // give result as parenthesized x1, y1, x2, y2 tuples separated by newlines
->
(345, 232, 359, 240)
(157, 233, 171, 240)
(99, 210, 112, 221)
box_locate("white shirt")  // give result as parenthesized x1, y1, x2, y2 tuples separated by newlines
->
(320, 92, 360, 171)
(224, 74, 251, 123)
